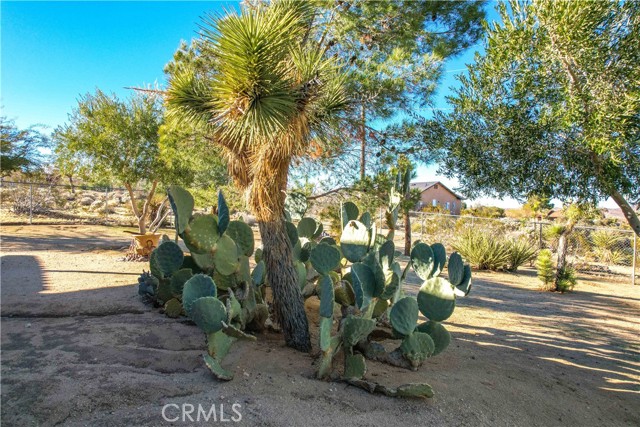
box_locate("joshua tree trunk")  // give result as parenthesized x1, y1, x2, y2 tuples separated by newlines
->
(258, 220, 311, 352)
(554, 221, 576, 291)
(249, 159, 311, 352)
(404, 209, 411, 256)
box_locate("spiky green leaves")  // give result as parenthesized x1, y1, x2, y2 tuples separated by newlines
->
(310, 243, 341, 275)
(417, 277, 456, 322)
(167, 185, 194, 235)
(191, 297, 227, 334)
(155, 241, 184, 276)
(390, 297, 419, 337)
(341, 220, 370, 263)
(182, 274, 217, 317)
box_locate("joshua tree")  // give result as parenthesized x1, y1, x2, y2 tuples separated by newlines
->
(166, 1, 347, 351)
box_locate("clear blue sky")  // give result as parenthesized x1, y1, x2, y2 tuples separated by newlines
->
(5, 1, 573, 208)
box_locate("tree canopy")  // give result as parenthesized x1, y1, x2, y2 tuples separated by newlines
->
(435, 0, 640, 235)
(1, 116, 49, 177)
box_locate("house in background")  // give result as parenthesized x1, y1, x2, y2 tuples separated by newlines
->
(410, 181, 464, 215)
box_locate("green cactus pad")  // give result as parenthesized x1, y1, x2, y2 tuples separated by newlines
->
(213, 270, 236, 291)
(319, 316, 333, 351)
(410, 243, 435, 280)
(380, 272, 400, 300)
(312, 221, 324, 239)
(417, 277, 456, 322)
(225, 220, 254, 256)
(334, 282, 355, 306)
(170, 268, 193, 296)
(295, 260, 307, 289)
(251, 261, 266, 286)
(191, 296, 227, 334)
(203, 353, 233, 381)
(254, 247, 263, 263)
(372, 298, 389, 318)
(416, 321, 451, 356)
(225, 290, 242, 323)
(359, 211, 372, 228)
(207, 330, 236, 360)
(456, 265, 472, 295)
(363, 252, 385, 298)
(310, 243, 341, 275)
(167, 185, 194, 235)
(431, 243, 447, 277)
(390, 297, 419, 337)
(300, 240, 315, 263)
(285, 221, 298, 247)
(396, 383, 434, 398)
(342, 316, 376, 347)
(149, 249, 163, 279)
(345, 353, 366, 379)
(297, 217, 318, 239)
(447, 252, 465, 286)
(400, 332, 435, 368)
(164, 298, 182, 318)
(212, 234, 239, 276)
(318, 334, 341, 379)
(156, 278, 173, 304)
(191, 251, 215, 272)
(217, 190, 229, 234)
(379, 240, 395, 269)
(221, 321, 257, 341)
(341, 201, 359, 229)
(341, 220, 370, 262)
(318, 274, 335, 318)
(180, 254, 204, 274)
(319, 236, 337, 246)
(182, 214, 220, 254)
(182, 274, 217, 317)
(350, 262, 375, 309)
(155, 241, 184, 276)
(284, 191, 308, 221)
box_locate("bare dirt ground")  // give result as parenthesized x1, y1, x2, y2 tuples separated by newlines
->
(1, 224, 639, 427)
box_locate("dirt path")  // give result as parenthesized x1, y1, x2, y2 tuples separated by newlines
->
(1, 224, 639, 426)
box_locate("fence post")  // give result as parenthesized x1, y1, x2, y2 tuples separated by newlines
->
(633, 233, 637, 286)
(539, 221, 543, 249)
(29, 182, 33, 225)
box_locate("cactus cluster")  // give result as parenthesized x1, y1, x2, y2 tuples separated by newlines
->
(307, 201, 473, 397)
(139, 185, 268, 380)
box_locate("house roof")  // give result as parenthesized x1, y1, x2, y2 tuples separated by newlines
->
(410, 181, 464, 200)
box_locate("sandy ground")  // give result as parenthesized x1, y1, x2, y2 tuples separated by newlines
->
(1, 224, 639, 427)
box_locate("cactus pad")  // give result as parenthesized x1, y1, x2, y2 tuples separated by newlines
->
(447, 252, 465, 285)
(431, 243, 447, 277)
(212, 234, 239, 276)
(217, 190, 229, 234)
(416, 321, 451, 356)
(342, 316, 376, 347)
(345, 353, 366, 379)
(350, 262, 375, 309)
(390, 297, 419, 337)
(400, 331, 435, 368)
(410, 243, 435, 280)
(203, 353, 233, 381)
(183, 214, 220, 254)
(155, 241, 184, 276)
(396, 383, 434, 398)
(318, 274, 335, 318)
(285, 221, 298, 246)
(164, 298, 182, 318)
(191, 296, 227, 334)
(341, 201, 359, 229)
(225, 220, 254, 256)
(170, 268, 193, 296)
(340, 220, 370, 262)
(284, 191, 308, 221)
(251, 260, 266, 286)
(379, 240, 395, 269)
(310, 243, 341, 275)
(167, 185, 194, 235)
(182, 274, 217, 317)
(417, 277, 456, 322)
(297, 217, 318, 239)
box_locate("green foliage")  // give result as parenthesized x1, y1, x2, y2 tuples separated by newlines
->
(536, 249, 555, 291)
(1, 116, 49, 176)
(556, 266, 578, 293)
(436, 0, 640, 235)
(454, 228, 536, 271)
(461, 205, 505, 218)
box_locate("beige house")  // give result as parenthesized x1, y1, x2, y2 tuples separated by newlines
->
(410, 181, 464, 215)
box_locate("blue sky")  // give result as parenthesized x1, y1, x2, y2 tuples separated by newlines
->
(3, 1, 598, 208)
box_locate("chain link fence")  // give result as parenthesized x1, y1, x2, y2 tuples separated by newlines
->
(407, 211, 638, 285)
(0, 180, 152, 227)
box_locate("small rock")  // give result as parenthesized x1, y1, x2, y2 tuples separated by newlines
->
(26, 323, 31, 328)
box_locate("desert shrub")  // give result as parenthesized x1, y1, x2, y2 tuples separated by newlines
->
(461, 205, 505, 218)
(506, 239, 538, 271)
(10, 186, 52, 215)
(556, 266, 577, 292)
(590, 229, 631, 265)
(454, 229, 536, 271)
(536, 249, 555, 291)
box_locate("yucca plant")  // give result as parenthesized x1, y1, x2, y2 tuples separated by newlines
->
(506, 239, 538, 271)
(166, 1, 348, 351)
(536, 249, 555, 291)
(453, 228, 511, 270)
